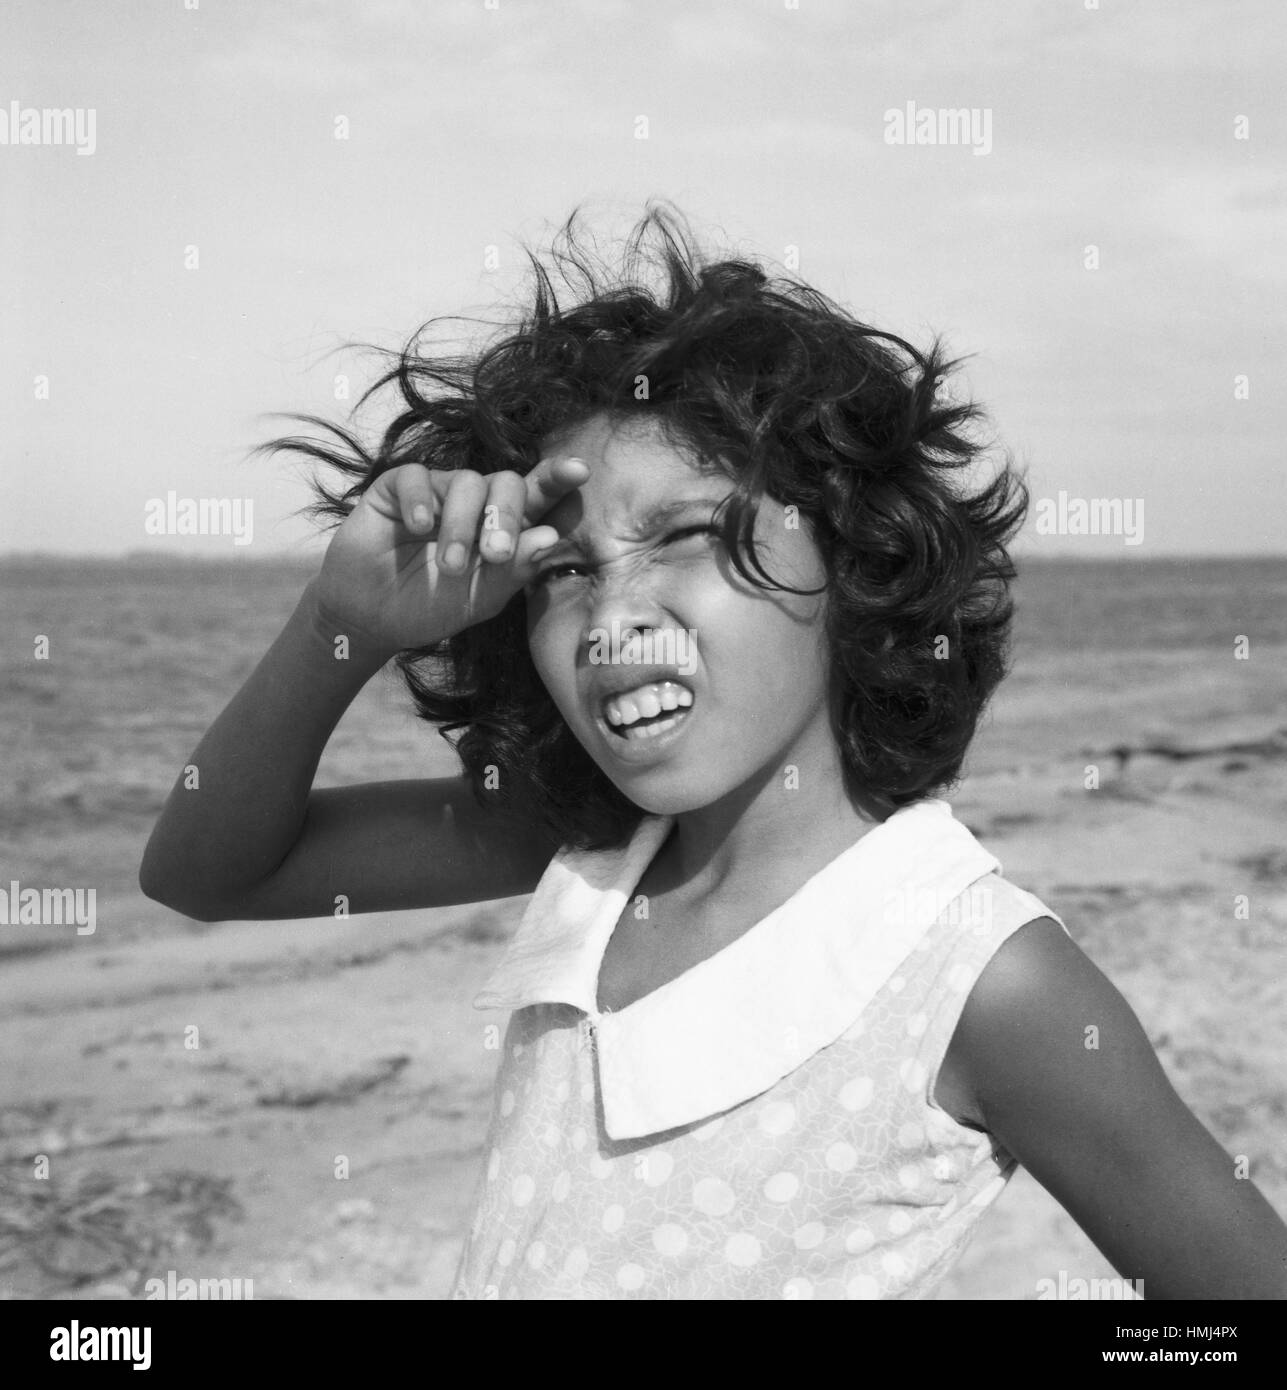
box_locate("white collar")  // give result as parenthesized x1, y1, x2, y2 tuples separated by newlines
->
(474, 799, 1000, 1140)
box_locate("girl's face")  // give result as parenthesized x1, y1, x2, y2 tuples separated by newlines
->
(524, 412, 834, 817)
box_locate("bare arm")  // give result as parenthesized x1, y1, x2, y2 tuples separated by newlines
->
(140, 454, 589, 922)
(942, 919, 1287, 1299)
(138, 582, 556, 919)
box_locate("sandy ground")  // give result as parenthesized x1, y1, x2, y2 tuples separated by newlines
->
(2, 561, 1285, 1299)
(3, 715, 1285, 1298)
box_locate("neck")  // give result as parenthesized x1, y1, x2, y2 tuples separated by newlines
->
(665, 728, 886, 900)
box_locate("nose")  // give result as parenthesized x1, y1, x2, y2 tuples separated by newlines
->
(579, 564, 671, 656)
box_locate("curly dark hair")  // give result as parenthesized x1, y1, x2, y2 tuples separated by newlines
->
(266, 202, 1028, 851)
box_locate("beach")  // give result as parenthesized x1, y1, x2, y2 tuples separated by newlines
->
(2, 555, 1284, 1299)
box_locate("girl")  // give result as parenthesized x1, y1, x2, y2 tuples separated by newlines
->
(141, 208, 1287, 1300)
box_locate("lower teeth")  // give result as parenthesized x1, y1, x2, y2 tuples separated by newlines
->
(616, 710, 687, 740)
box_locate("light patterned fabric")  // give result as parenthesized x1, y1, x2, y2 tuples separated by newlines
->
(451, 799, 1064, 1300)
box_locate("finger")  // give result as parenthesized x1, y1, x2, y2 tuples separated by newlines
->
(365, 463, 434, 529)
(507, 524, 563, 577)
(478, 471, 527, 563)
(508, 522, 558, 569)
(387, 464, 438, 534)
(434, 470, 489, 575)
(521, 454, 590, 526)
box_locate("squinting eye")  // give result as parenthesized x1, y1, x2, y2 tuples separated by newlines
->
(666, 524, 721, 546)
(529, 526, 720, 590)
(530, 563, 586, 588)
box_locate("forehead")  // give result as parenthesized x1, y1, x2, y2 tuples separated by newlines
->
(539, 413, 732, 529)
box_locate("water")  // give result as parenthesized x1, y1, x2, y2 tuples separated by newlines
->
(2, 554, 1284, 947)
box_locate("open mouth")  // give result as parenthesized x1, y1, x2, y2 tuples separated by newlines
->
(601, 679, 694, 741)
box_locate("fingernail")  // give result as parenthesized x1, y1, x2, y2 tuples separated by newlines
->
(443, 542, 467, 570)
(411, 504, 430, 528)
(487, 529, 513, 556)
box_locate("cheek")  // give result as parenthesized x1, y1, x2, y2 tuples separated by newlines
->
(754, 613, 830, 709)
(716, 525, 829, 647)
(525, 603, 580, 706)
(698, 582, 829, 712)
(755, 532, 831, 687)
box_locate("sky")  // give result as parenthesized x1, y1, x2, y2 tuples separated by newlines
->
(2, 0, 1284, 558)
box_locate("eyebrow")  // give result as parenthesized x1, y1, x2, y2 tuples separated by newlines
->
(624, 496, 728, 538)
(540, 495, 729, 559)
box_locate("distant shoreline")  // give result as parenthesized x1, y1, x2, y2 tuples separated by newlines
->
(0, 551, 323, 569)
(1, 551, 1285, 569)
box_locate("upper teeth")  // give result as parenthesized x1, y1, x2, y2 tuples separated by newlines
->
(604, 681, 694, 727)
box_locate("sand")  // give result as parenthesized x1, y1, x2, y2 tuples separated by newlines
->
(2, 559, 1284, 1299)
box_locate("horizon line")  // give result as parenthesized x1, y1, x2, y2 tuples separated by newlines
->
(1, 548, 1286, 565)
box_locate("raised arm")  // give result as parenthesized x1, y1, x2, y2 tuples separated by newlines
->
(140, 455, 589, 921)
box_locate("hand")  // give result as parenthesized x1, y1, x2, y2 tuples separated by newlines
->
(312, 455, 589, 655)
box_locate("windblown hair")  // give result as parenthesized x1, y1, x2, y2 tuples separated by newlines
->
(267, 203, 1028, 850)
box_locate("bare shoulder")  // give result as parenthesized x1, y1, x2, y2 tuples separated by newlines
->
(938, 916, 1287, 1297)
(936, 917, 1124, 1129)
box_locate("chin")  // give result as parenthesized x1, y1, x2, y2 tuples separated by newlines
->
(603, 768, 735, 818)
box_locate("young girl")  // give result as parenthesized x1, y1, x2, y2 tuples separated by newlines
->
(141, 208, 1287, 1300)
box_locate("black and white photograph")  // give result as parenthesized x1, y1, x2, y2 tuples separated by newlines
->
(2, 0, 1285, 1342)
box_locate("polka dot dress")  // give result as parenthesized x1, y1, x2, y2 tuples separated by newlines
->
(451, 805, 1063, 1300)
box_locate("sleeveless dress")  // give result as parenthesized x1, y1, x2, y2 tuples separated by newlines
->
(450, 798, 1064, 1300)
